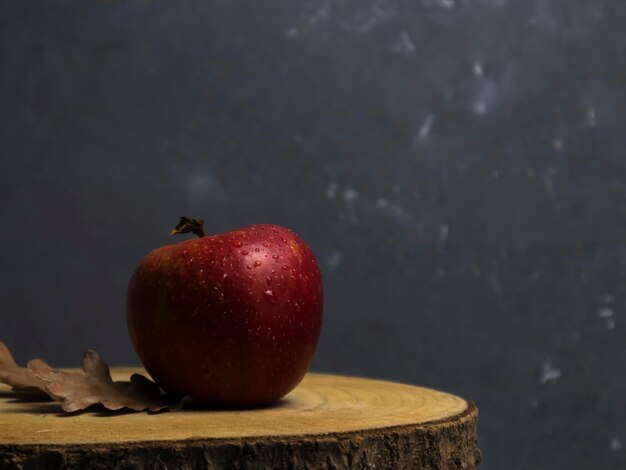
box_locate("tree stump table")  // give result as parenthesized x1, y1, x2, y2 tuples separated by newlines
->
(0, 370, 480, 469)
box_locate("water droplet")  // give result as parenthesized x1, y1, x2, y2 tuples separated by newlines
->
(262, 242, 270, 247)
(241, 250, 249, 255)
(272, 254, 280, 260)
(264, 290, 277, 303)
(222, 273, 229, 280)
(266, 276, 272, 284)
(255, 248, 260, 252)
(231, 240, 242, 247)
(282, 265, 289, 270)
(253, 260, 262, 268)
(246, 264, 253, 270)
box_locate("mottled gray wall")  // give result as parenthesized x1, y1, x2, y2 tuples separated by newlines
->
(2, 0, 626, 468)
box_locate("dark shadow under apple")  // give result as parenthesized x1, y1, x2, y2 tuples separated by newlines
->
(181, 395, 295, 413)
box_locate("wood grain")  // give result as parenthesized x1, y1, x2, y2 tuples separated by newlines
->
(0, 370, 480, 469)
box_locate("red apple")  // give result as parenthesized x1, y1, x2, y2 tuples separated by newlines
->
(125, 218, 323, 406)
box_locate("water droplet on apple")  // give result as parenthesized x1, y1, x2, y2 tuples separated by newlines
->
(231, 240, 242, 247)
(246, 265, 252, 270)
(253, 260, 262, 268)
(272, 254, 280, 260)
(255, 248, 260, 252)
(222, 273, 229, 280)
(241, 250, 249, 255)
(264, 290, 277, 303)
(282, 265, 289, 270)
(266, 276, 272, 284)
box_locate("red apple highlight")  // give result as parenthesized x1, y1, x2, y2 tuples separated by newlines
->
(126, 218, 323, 406)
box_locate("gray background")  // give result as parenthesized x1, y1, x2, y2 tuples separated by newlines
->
(1, 0, 625, 468)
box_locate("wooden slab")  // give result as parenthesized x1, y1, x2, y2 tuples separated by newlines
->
(0, 370, 481, 469)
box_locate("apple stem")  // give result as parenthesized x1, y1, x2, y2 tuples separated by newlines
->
(170, 217, 206, 238)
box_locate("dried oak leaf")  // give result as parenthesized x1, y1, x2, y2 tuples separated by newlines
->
(0, 341, 51, 394)
(28, 350, 192, 413)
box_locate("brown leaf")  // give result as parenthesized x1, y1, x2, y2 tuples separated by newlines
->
(0, 341, 51, 395)
(0, 341, 191, 413)
(28, 349, 192, 413)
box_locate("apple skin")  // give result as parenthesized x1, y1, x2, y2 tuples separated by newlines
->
(125, 224, 323, 406)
